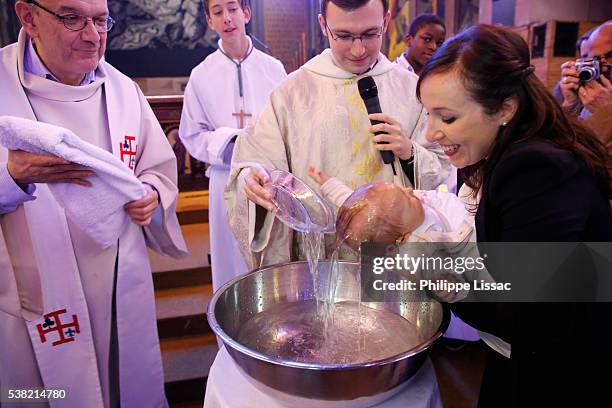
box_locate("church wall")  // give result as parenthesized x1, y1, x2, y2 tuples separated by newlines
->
(262, 0, 311, 73)
(3, 0, 610, 95)
(515, 0, 609, 27)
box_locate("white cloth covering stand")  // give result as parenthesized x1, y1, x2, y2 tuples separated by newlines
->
(444, 313, 480, 341)
(204, 346, 442, 408)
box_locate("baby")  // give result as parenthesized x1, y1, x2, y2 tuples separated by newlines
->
(308, 166, 485, 303)
(307, 166, 474, 250)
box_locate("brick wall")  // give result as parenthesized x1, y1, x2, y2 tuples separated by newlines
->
(262, 0, 311, 72)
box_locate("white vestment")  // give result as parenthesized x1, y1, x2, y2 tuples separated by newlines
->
(393, 54, 458, 193)
(179, 38, 286, 291)
(0, 31, 187, 408)
(226, 49, 450, 269)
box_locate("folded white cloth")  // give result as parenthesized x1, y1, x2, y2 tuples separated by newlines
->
(0, 116, 146, 248)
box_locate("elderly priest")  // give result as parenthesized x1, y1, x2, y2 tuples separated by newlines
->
(0, 0, 187, 407)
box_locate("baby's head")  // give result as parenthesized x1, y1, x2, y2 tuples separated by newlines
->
(336, 181, 425, 249)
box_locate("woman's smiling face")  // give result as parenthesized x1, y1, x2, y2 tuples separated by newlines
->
(420, 70, 504, 168)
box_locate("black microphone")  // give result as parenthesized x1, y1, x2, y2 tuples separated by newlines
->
(357, 76, 395, 166)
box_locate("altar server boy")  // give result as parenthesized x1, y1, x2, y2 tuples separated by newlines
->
(179, 0, 287, 290)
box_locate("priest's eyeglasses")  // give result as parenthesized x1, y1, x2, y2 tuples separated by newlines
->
(325, 22, 384, 45)
(27, 0, 115, 32)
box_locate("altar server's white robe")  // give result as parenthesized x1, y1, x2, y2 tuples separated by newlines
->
(0, 31, 187, 408)
(179, 38, 286, 290)
(394, 53, 416, 74)
(226, 50, 450, 269)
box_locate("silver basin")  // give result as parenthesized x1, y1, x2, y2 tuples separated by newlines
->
(207, 261, 450, 401)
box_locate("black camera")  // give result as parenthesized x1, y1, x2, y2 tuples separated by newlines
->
(575, 58, 609, 83)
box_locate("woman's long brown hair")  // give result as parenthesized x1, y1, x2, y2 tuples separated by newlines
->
(416, 24, 610, 196)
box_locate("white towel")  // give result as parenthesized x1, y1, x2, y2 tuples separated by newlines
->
(0, 116, 146, 248)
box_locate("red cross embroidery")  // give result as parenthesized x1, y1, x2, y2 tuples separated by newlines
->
(36, 309, 80, 346)
(120, 135, 137, 170)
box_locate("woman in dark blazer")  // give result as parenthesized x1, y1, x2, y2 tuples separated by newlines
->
(417, 24, 611, 407)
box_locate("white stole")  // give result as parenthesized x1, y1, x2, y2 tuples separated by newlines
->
(0, 30, 168, 407)
(24, 187, 105, 407)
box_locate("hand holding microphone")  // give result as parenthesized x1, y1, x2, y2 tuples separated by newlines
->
(357, 76, 414, 170)
(368, 113, 414, 161)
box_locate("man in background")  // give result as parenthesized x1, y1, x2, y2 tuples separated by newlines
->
(558, 22, 611, 169)
(0, 0, 186, 406)
(554, 27, 596, 106)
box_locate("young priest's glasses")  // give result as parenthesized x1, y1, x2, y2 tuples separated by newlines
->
(27, 0, 115, 33)
(325, 22, 384, 45)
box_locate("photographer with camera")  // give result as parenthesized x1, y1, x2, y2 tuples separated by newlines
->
(559, 22, 611, 169)
(559, 22, 611, 117)
(559, 23, 611, 114)
(553, 28, 593, 106)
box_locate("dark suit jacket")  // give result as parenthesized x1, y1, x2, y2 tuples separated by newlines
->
(451, 139, 612, 407)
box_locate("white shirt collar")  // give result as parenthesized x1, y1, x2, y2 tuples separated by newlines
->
(394, 53, 415, 74)
(218, 36, 254, 63)
(302, 49, 395, 79)
(24, 37, 97, 85)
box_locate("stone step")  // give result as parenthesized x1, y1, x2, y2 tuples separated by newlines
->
(177, 191, 209, 226)
(149, 223, 210, 273)
(166, 379, 207, 408)
(178, 210, 208, 226)
(155, 284, 213, 320)
(153, 266, 212, 291)
(158, 314, 212, 340)
(154, 189, 214, 407)
(177, 190, 209, 213)
(155, 284, 214, 339)
(160, 333, 218, 384)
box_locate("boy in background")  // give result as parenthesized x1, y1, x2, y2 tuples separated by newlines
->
(395, 13, 446, 76)
(179, 0, 287, 290)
